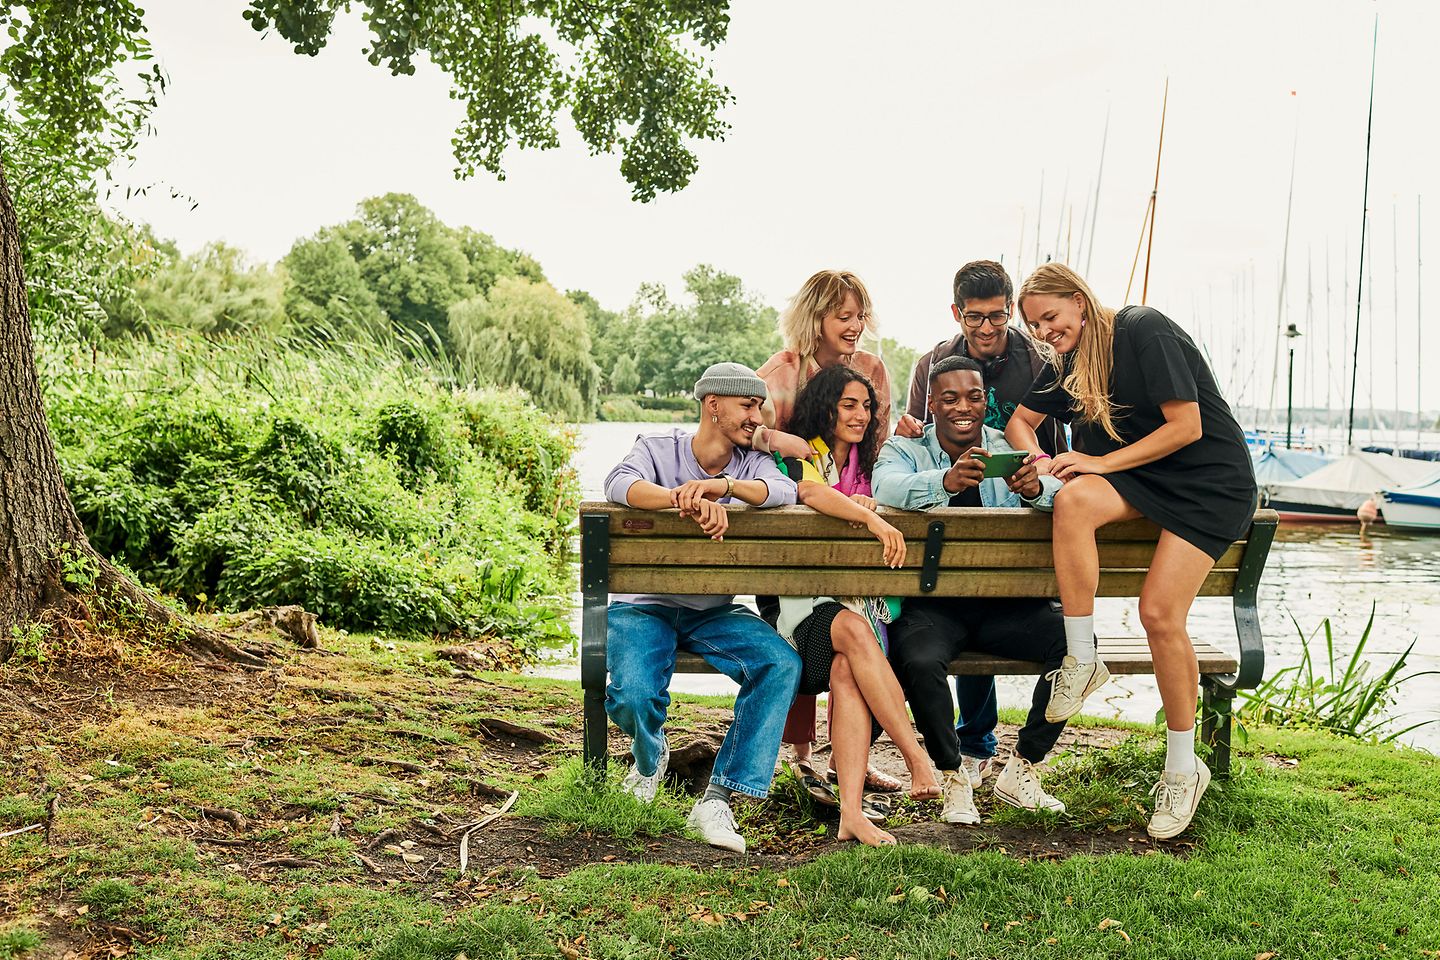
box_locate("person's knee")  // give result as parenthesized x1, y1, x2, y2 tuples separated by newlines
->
(1053, 476, 1108, 528)
(766, 639, 802, 689)
(829, 611, 873, 656)
(1138, 597, 1187, 642)
(830, 653, 856, 690)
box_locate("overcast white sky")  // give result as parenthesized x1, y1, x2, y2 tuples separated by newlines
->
(110, 0, 1440, 420)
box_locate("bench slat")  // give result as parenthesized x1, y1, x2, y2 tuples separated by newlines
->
(584, 503, 1166, 542)
(607, 566, 1239, 598)
(666, 641, 1238, 678)
(606, 537, 1244, 571)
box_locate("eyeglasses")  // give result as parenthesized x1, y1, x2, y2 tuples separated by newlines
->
(960, 310, 1011, 329)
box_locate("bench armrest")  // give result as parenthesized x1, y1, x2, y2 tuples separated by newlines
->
(1222, 511, 1277, 693)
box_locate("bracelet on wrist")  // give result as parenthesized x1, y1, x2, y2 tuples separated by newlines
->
(1032, 453, 1052, 461)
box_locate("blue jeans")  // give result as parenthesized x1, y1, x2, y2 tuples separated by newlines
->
(954, 676, 999, 760)
(606, 602, 801, 798)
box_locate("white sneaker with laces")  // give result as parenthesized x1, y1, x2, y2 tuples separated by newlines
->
(621, 736, 669, 803)
(1147, 759, 1212, 839)
(961, 755, 990, 789)
(993, 755, 1065, 813)
(1044, 656, 1111, 722)
(687, 798, 746, 853)
(940, 768, 980, 825)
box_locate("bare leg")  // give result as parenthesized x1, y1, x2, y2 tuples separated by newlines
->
(830, 611, 939, 800)
(1051, 476, 1142, 617)
(1139, 532, 1216, 729)
(830, 655, 896, 846)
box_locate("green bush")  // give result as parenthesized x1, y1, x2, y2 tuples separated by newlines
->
(596, 395, 686, 423)
(41, 332, 577, 650)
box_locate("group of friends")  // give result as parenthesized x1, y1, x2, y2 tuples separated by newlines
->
(602, 260, 1259, 853)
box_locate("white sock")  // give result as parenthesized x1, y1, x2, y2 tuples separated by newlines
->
(1165, 726, 1198, 776)
(1063, 615, 1096, 664)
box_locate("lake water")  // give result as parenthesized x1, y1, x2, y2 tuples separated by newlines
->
(541, 421, 1440, 753)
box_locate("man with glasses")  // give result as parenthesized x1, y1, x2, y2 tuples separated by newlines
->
(895, 260, 1071, 796)
(898, 260, 1067, 457)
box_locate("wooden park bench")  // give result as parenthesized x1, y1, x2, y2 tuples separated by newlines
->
(578, 502, 1277, 779)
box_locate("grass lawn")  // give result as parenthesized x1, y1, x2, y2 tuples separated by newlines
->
(1, 628, 1436, 959)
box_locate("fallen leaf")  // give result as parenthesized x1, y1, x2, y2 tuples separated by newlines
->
(1098, 919, 1121, 931)
(401, 853, 424, 864)
(1255, 953, 1278, 960)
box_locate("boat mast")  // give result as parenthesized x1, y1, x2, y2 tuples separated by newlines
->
(1086, 108, 1109, 276)
(1126, 78, 1169, 304)
(1393, 203, 1400, 451)
(1418, 195, 1424, 445)
(1267, 114, 1300, 434)
(1347, 15, 1379, 449)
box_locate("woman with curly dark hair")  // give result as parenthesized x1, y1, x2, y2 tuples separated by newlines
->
(774, 365, 939, 846)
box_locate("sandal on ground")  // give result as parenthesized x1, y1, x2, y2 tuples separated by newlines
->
(827, 764, 903, 794)
(860, 792, 892, 823)
(791, 760, 839, 807)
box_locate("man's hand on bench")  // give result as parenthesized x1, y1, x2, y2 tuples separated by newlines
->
(671, 478, 726, 513)
(677, 497, 729, 541)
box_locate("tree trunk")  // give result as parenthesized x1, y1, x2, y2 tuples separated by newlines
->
(0, 157, 265, 668)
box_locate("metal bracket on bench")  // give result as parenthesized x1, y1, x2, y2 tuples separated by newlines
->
(920, 521, 945, 593)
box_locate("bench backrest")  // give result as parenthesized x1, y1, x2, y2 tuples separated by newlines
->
(578, 503, 1278, 601)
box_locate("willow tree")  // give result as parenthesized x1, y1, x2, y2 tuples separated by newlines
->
(0, 0, 734, 661)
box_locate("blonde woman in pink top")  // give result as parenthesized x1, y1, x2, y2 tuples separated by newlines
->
(756, 270, 893, 437)
(753, 269, 908, 798)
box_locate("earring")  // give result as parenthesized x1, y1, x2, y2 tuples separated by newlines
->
(712, 415, 718, 423)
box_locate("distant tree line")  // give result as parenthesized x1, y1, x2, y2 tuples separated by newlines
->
(86, 194, 809, 422)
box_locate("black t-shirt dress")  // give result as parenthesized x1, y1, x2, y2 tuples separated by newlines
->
(1022, 306, 1258, 561)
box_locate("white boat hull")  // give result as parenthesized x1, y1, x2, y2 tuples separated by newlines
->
(1379, 498, 1440, 530)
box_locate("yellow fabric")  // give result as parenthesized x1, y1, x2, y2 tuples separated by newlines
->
(795, 457, 825, 484)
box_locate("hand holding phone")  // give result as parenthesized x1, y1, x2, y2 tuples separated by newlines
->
(978, 450, 1032, 480)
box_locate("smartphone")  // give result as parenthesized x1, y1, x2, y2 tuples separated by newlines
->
(977, 450, 1031, 480)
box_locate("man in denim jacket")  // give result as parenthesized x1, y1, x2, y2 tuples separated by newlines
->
(874, 356, 1092, 826)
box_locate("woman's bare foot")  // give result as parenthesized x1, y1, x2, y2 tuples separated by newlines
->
(907, 760, 941, 801)
(837, 811, 896, 846)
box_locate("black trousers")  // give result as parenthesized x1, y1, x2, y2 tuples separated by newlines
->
(889, 597, 1067, 767)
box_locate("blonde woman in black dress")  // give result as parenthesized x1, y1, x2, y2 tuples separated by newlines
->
(1005, 263, 1257, 840)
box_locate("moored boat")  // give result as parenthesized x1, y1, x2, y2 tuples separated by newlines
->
(1263, 451, 1439, 522)
(1380, 473, 1440, 530)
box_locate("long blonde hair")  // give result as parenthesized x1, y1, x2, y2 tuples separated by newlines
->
(777, 270, 876, 388)
(1017, 263, 1123, 442)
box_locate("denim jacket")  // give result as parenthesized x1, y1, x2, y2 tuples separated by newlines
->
(872, 424, 1061, 511)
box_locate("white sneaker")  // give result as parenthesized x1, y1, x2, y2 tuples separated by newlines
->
(940, 769, 980, 825)
(993, 756, 1065, 813)
(621, 736, 669, 803)
(1044, 656, 1111, 722)
(960, 755, 991, 789)
(687, 798, 746, 853)
(1147, 759, 1212, 839)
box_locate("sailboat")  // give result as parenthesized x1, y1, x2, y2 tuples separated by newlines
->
(1264, 451, 1437, 521)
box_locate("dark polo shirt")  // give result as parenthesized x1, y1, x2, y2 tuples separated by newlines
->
(906, 326, 1068, 457)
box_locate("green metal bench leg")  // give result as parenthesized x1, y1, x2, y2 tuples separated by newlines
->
(1201, 679, 1234, 780)
(580, 514, 611, 773)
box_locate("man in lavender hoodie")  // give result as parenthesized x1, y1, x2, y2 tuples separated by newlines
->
(603, 362, 802, 853)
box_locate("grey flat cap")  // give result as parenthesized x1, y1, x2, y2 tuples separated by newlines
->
(694, 362, 767, 401)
